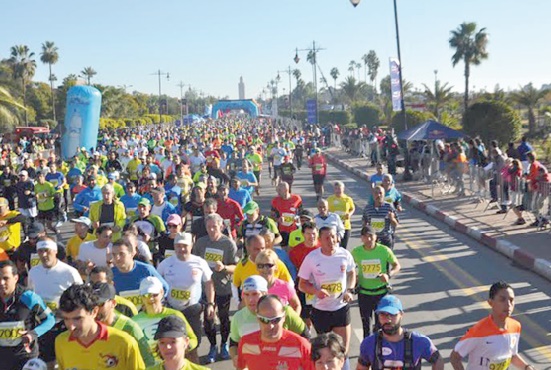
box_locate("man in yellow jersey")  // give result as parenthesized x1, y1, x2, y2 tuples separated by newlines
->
(0, 197, 25, 256)
(327, 181, 355, 249)
(66, 216, 95, 263)
(56, 284, 145, 369)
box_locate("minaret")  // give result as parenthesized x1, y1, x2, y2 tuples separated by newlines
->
(238, 76, 245, 99)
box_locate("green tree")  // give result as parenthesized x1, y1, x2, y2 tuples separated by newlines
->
(292, 69, 301, 85)
(422, 80, 454, 119)
(40, 41, 59, 122)
(330, 67, 340, 92)
(80, 66, 97, 85)
(366, 50, 380, 94)
(8, 45, 36, 125)
(511, 83, 549, 135)
(462, 101, 521, 144)
(340, 76, 366, 104)
(0, 85, 25, 130)
(55, 74, 78, 120)
(449, 22, 489, 114)
(352, 103, 382, 127)
(27, 82, 52, 122)
(348, 60, 356, 77)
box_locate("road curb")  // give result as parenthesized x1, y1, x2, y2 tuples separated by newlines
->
(325, 152, 551, 282)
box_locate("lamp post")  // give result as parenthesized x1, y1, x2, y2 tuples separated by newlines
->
(294, 41, 325, 124)
(350, 0, 412, 180)
(176, 81, 191, 124)
(151, 70, 169, 124)
(277, 66, 293, 119)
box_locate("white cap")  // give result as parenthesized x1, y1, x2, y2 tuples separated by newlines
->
(22, 358, 47, 370)
(139, 276, 163, 295)
(36, 240, 58, 251)
(174, 232, 192, 246)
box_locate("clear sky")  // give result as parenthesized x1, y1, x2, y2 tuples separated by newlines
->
(2, 0, 550, 100)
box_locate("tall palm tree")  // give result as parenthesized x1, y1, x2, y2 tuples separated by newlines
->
(366, 50, 380, 93)
(8, 45, 36, 125)
(422, 80, 454, 119)
(449, 22, 489, 113)
(361, 54, 369, 82)
(348, 60, 356, 77)
(340, 76, 366, 103)
(80, 67, 97, 85)
(330, 67, 340, 92)
(355, 62, 362, 81)
(511, 83, 549, 135)
(0, 85, 25, 128)
(40, 41, 59, 122)
(292, 69, 301, 86)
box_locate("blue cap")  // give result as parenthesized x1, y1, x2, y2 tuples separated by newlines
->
(242, 275, 268, 292)
(375, 295, 403, 315)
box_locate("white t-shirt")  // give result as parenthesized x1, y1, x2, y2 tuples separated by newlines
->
(189, 154, 206, 173)
(77, 241, 113, 267)
(137, 240, 153, 261)
(28, 260, 83, 311)
(157, 255, 212, 310)
(298, 247, 355, 311)
(151, 203, 166, 218)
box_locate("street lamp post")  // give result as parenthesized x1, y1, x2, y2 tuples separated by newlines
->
(294, 41, 325, 124)
(177, 81, 191, 125)
(350, 0, 412, 180)
(277, 66, 293, 119)
(151, 70, 169, 124)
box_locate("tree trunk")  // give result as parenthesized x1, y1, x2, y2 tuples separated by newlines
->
(528, 108, 535, 135)
(22, 79, 28, 126)
(464, 61, 470, 114)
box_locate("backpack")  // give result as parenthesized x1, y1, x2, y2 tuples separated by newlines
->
(373, 329, 418, 370)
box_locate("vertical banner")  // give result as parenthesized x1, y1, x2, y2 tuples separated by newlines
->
(306, 99, 317, 124)
(389, 58, 403, 112)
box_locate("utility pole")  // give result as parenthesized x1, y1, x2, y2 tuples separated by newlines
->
(294, 41, 325, 124)
(151, 70, 169, 124)
(277, 66, 293, 119)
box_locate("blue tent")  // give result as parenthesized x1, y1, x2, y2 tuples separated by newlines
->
(397, 120, 465, 141)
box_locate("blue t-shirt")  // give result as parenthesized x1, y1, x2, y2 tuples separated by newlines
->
(228, 187, 252, 209)
(358, 331, 438, 368)
(120, 193, 142, 217)
(45, 171, 65, 191)
(112, 261, 170, 298)
(235, 171, 257, 195)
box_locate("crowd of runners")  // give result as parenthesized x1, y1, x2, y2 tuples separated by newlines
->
(0, 117, 538, 369)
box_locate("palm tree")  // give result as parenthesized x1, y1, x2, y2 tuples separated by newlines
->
(292, 69, 301, 86)
(8, 45, 37, 125)
(422, 80, 454, 119)
(80, 67, 97, 85)
(361, 54, 369, 82)
(366, 50, 380, 93)
(348, 60, 356, 77)
(340, 76, 366, 103)
(355, 62, 362, 81)
(449, 22, 489, 113)
(40, 41, 59, 122)
(0, 85, 25, 128)
(511, 83, 549, 135)
(330, 67, 340, 91)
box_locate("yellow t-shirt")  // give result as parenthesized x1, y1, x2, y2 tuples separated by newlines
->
(55, 322, 145, 370)
(66, 233, 95, 261)
(327, 194, 355, 230)
(233, 258, 292, 289)
(0, 211, 22, 252)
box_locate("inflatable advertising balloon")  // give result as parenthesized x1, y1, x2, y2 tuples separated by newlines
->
(62, 85, 102, 159)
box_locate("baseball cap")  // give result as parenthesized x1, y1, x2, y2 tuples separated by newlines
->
(28, 223, 45, 238)
(242, 275, 268, 293)
(22, 358, 47, 370)
(166, 214, 182, 226)
(361, 225, 377, 235)
(36, 239, 58, 251)
(107, 172, 118, 180)
(243, 201, 259, 214)
(18, 170, 28, 177)
(70, 216, 92, 228)
(0, 198, 8, 207)
(138, 198, 151, 207)
(299, 209, 314, 220)
(92, 282, 116, 304)
(174, 232, 192, 246)
(154, 315, 188, 340)
(375, 295, 403, 315)
(139, 276, 164, 295)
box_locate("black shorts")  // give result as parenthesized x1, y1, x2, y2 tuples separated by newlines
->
(273, 165, 282, 178)
(297, 290, 313, 320)
(311, 304, 351, 333)
(280, 231, 290, 247)
(181, 303, 204, 346)
(39, 321, 65, 362)
(38, 209, 55, 221)
(313, 174, 326, 185)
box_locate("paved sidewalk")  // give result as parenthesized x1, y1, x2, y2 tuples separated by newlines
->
(324, 148, 551, 282)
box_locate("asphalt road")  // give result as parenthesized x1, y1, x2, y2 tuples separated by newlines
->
(56, 159, 551, 369)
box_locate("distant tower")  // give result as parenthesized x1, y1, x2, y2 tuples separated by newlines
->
(238, 76, 245, 99)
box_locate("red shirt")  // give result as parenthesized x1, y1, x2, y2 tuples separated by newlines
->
(217, 197, 244, 238)
(271, 194, 303, 233)
(237, 330, 314, 370)
(309, 154, 327, 175)
(289, 241, 320, 270)
(205, 150, 220, 167)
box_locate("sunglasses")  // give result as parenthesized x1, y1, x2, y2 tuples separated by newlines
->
(144, 293, 160, 299)
(257, 314, 284, 325)
(167, 224, 179, 228)
(256, 263, 275, 270)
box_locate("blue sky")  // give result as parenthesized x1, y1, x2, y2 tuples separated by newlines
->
(2, 0, 550, 100)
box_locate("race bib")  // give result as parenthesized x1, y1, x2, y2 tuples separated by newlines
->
(371, 217, 386, 233)
(49, 179, 59, 187)
(385, 196, 393, 204)
(164, 249, 175, 259)
(361, 259, 382, 279)
(45, 300, 58, 312)
(3, 180, 11, 187)
(0, 321, 24, 346)
(119, 289, 142, 309)
(320, 280, 343, 298)
(30, 253, 40, 268)
(170, 288, 191, 303)
(305, 293, 316, 305)
(126, 207, 137, 217)
(315, 164, 323, 171)
(169, 197, 179, 207)
(281, 212, 295, 227)
(204, 248, 224, 267)
(489, 358, 511, 370)
(37, 192, 49, 203)
(240, 179, 248, 187)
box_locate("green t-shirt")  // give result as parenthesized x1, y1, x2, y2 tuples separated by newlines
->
(34, 182, 55, 211)
(351, 243, 397, 294)
(112, 313, 156, 367)
(133, 307, 198, 365)
(229, 305, 305, 344)
(246, 153, 263, 172)
(147, 360, 209, 370)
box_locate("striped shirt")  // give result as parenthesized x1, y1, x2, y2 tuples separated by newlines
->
(362, 202, 398, 237)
